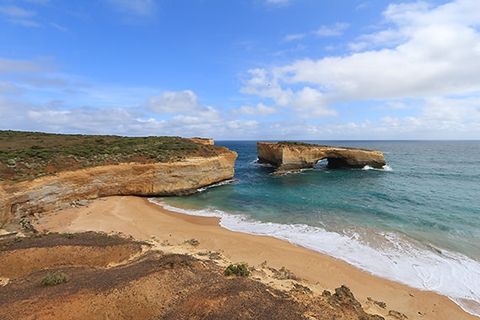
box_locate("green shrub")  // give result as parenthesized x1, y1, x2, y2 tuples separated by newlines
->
(41, 272, 70, 286)
(224, 264, 250, 277)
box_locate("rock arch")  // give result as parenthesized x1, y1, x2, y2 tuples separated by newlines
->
(257, 142, 386, 174)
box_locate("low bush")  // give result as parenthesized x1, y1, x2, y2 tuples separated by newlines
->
(224, 264, 250, 277)
(41, 272, 70, 286)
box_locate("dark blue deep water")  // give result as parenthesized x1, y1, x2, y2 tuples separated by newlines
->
(154, 141, 480, 315)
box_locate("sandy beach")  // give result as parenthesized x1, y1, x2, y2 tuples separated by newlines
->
(35, 195, 478, 320)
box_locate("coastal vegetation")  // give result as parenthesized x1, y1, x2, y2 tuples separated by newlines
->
(41, 271, 70, 286)
(224, 263, 251, 277)
(0, 130, 221, 182)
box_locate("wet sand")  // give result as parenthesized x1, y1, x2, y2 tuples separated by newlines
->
(35, 196, 478, 320)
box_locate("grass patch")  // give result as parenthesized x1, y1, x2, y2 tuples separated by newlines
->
(0, 131, 226, 182)
(224, 264, 250, 277)
(41, 272, 70, 286)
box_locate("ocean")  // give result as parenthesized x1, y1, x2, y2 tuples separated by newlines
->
(152, 140, 480, 317)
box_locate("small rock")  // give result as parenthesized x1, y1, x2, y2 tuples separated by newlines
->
(367, 297, 387, 309)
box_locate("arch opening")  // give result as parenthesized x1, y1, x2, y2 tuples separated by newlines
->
(314, 158, 328, 169)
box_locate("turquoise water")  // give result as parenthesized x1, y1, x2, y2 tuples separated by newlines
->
(154, 141, 480, 316)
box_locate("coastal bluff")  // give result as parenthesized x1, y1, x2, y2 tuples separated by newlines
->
(257, 142, 386, 173)
(0, 132, 237, 225)
(0, 153, 237, 225)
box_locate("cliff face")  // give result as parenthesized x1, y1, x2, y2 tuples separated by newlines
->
(186, 138, 214, 145)
(0, 151, 237, 224)
(257, 142, 386, 173)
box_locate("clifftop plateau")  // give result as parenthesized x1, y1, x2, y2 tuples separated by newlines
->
(257, 141, 386, 174)
(0, 131, 221, 182)
(0, 131, 237, 226)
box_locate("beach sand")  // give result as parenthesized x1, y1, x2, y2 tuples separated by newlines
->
(35, 195, 478, 320)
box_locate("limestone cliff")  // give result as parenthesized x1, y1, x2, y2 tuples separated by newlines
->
(0, 152, 237, 224)
(257, 142, 386, 173)
(186, 138, 214, 145)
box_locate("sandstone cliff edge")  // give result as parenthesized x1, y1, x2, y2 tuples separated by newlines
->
(0, 132, 237, 226)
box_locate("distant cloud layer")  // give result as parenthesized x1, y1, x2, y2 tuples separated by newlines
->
(315, 22, 349, 37)
(1, 0, 480, 140)
(242, 0, 480, 138)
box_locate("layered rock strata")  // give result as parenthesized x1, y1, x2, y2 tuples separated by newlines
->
(0, 151, 237, 224)
(257, 142, 386, 174)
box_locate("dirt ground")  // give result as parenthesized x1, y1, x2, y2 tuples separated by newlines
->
(0, 231, 386, 320)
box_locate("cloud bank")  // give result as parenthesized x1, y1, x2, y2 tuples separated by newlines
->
(1, 0, 480, 140)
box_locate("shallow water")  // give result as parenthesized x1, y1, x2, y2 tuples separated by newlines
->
(154, 140, 480, 316)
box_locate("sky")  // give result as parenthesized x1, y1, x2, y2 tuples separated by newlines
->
(1, 0, 480, 140)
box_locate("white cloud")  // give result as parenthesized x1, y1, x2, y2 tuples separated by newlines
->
(169, 106, 223, 126)
(422, 96, 480, 123)
(1, 80, 263, 139)
(231, 103, 278, 116)
(289, 87, 338, 117)
(22, 77, 69, 88)
(245, 0, 480, 108)
(356, 3, 368, 11)
(241, 70, 337, 118)
(236, 0, 480, 139)
(315, 22, 349, 37)
(284, 33, 305, 42)
(10, 19, 40, 27)
(50, 22, 68, 32)
(266, 0, 289, 4)
(241, 68, 293, 106)
(106, 0, 157, 16)
(0, 82, 23, 95)
(385, 101, 410, 110)
(144, 90, 202, 114)
(0, 5, 35, 18)
(0, 58, 51, 74)
(0, 5, 40, 27)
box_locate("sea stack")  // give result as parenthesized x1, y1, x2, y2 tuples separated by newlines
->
(257, 141, 386, 174)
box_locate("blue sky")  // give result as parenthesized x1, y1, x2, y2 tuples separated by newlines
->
(1, 0, 479, 140)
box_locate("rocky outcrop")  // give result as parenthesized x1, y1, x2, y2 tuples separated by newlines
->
(0, 151, 237, 224)
(257, 142, 386, 174)
(186, 138, 214, 145)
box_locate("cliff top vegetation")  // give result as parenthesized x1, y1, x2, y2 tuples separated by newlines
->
(0, 130, 225, 182)
(277, 141, 314, 146)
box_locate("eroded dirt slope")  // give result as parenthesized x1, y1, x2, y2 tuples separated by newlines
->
(0, 232, 385, 320)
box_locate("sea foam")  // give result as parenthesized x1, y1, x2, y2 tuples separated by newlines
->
(196, 179, 235, 192)
(150, 199, 480, 317)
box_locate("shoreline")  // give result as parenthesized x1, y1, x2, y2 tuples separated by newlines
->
(35, 195, 478, 320)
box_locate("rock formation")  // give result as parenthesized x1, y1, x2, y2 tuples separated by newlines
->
(186, 137, 214, 145)
(257, 142, 386, 174)
(0, 151, 237, 225)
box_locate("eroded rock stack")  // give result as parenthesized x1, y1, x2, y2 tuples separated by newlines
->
(257, 141, 386, 174)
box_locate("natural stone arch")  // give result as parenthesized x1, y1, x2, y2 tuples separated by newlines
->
(257, 142, 386, 174)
